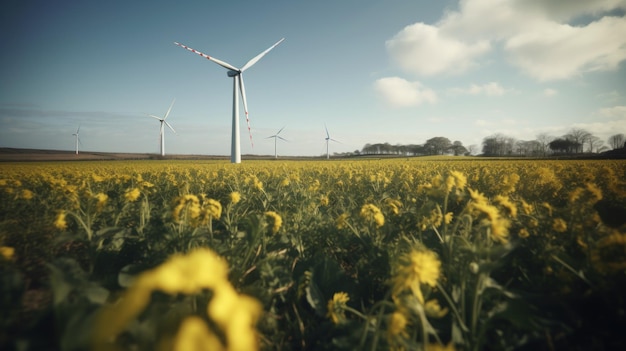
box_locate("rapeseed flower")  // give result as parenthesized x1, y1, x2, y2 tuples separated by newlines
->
(552, 218, 567, 233)
(0, 246, 15, 261)
(392, 249, 441, 303)
(205, 198, 222, 219)
(336, 213, 349, 229)
(326, 292, 350, 324)
(94, 192, 108, 211)
(494, 195, 517, 218)
(424, 299, 449, 318)
(92, 248, 262, 351)
(124, 187, 141, 202)
(20, 189, 34, 200)
(264, 211, 282, 234)
(54, 211, 68, 230)
(360, 204, 385, 228)
(387, 311, 408, 344)
(229, 191, 241, 204)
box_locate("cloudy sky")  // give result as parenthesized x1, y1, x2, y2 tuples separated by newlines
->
(1, 0, 625, 156)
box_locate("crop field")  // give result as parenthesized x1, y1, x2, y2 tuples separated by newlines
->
(1, 157, 625, 350)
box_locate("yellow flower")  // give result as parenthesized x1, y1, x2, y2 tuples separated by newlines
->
(518, 228, 530, 238)
(336, 213, 349, 229)
(426, 342, 456, 351)
(392, 249, 441, 302)
(124, 188, 141, 202)
(360, 204, 385, 228)
(319, 195, 329, 207)
(172, 316, 224, 351)
(229, 191, 241, 204)
(444, 212, 454, 225)
(264, 211, 282, 234)
(387, 311, 408, 340)
(20, 189, 34, 200)
(94, 192, 108, 211)
(494, 195, 517, 218)
(326, 292, 350, 324)
(91, 248, 262, 351)
(54, 211, 68, 230)
(384, 198, 402, 215)
(552, 218, 567, 233)
(0, 246, 15, 261)
(446, 171, 467, 192)
(205, 198, 222, 219)
(424, 299, 449, 318)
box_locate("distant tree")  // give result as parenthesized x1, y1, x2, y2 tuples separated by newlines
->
(549, 138, 578, 154)
(587, 135, 604, 153)
(424, 137, 452, 155)
(467, 144, 478, 155)
(608, 133, 625, 149)
(565, 128, 591, 153)
(536, 133, 554, 156)
(482, 134, 514, 156)
(450, 140, 468, 156)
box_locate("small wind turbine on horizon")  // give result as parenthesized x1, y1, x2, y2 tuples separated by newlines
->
(174, 38, 285, 163)
(148, 99, 177, 157)
(72, 125, 81, 155)
(266, 126, 287, 159)
(324, 124, 340, 159)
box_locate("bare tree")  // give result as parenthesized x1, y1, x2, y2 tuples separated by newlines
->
(587, 135, 604, 153)
(565, 128, 591, 153)
(608, 133, 625, 149)
(536, 133, 554, 156)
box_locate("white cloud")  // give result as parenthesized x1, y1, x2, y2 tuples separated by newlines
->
(505, 16, 626, 81)
(543, 88, 558, 97)
(597, 105, 626, 118)
(385, 23, 490, 76)
(373, 77, 437, 107)
(450, 82, 507, 96)
(385, 0, 626, 80)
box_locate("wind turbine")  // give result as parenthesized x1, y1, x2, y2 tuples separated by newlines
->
(72, 125, 81, 155)
(148, 99, 177, 157)
(266, 126, 287, 159)
(324, 124, 340, 159)
(174, 38, 285, 163)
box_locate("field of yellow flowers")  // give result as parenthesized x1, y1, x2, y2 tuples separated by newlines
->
(1, 157, 625, 351)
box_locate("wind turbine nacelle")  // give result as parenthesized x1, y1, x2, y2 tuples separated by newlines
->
(227, 70, 240, 77)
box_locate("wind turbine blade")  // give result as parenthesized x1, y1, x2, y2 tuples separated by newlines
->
(164, 120, 176, 134)
(277, 136, 288, 142)
(241, 38, 285, 72)
(148, 114, 163, 121)
(239, 74, 253, 147)
(164, 98, 176, 120)
(277, 125, 285, 135)
(174, 42, 239, 71)
(76, 125, 81, 134)
(325, 124, 330, 139)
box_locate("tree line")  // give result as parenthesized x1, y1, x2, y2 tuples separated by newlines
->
(355, 130, 625, 157)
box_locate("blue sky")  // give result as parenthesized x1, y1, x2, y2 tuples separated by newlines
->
(1, 0, 625, 157)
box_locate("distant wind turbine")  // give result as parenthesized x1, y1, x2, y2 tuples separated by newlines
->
(148, 99, 177, 157)
(174, 38, 285, 163)
(266, 126, 287, 159)
(72, 125, 81, 155)
(324, 124, 340, 159)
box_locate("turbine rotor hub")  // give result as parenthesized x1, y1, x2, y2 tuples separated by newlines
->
(227, 70, 240, 77)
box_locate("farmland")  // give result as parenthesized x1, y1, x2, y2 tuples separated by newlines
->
(1, 158, 625, 350)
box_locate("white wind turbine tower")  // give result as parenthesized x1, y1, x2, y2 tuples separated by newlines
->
(148, 99, 177, 157)
(266, 126, 287, 159)
(72, 125, 81, 155)
(174, 38, 284, 163)
(324, 124, 340, 159)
